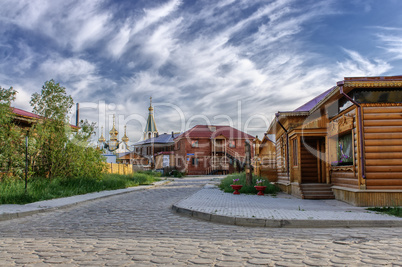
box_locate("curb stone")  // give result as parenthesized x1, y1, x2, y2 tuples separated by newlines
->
(171, 204, 402, 228)
(0, 180, 170, 222)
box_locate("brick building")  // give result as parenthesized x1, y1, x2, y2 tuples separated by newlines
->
(174, 125, 254, 175)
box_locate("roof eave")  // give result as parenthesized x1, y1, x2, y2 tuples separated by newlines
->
(309, 86, 340, 114)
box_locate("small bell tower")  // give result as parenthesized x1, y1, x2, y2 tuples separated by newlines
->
(143, 97, 158, 140)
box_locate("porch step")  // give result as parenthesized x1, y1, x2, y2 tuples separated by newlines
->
(300, 183, 335, 200)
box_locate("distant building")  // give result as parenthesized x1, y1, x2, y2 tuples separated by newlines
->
(98, 115, 130, 154)
(133, 132, 180, 168)
(117, 152, 149, 167)
(154, 151, 175, 171)
(253, 133, 276, 182)
(174, 125, 254, 175)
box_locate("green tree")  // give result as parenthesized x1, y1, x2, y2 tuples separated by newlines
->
(30, 80, 73, 179)
(0, 86, 25, 180)
(30, 80, 105, 179)
(30, 80, 73, 121)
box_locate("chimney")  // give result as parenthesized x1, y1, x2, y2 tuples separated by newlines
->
(76, 103, 79, 127)
(171, 131, 174, 138)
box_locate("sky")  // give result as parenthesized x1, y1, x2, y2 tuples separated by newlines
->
(1, 0, 402, 144)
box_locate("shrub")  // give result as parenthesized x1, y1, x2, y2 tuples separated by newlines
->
(165, 169, 185, 178)
(219, 172, 280, 195)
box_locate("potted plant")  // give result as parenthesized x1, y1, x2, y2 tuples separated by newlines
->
(254, 179, 267, 195)
(230, 178, 243, 195)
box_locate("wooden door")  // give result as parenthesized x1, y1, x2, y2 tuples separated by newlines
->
(300, 137, 326, 184)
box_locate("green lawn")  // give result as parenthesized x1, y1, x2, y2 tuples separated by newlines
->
(367, 207, 402, 218)
(0, 171, 161, 205)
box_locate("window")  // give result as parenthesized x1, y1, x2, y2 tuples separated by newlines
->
(292, 139, 298, 166)
(192, 158, 198, 166)
(354, 88, 402, 103)
(229, 140, 236, 148)
(328, 97, 352, 118)
(191, 140, 199, 148)
(333, 132, 353, 166)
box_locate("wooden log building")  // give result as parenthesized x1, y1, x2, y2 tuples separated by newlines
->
(268, 75, 402, 206)
(253, 133, 277, 182)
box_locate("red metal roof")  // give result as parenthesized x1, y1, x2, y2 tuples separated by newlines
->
(176, 125, 254, 140)
(12, 107, 42, 119)
(12, 107, 79, 129)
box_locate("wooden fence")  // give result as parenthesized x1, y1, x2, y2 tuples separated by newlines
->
(107, 163, 134, 175)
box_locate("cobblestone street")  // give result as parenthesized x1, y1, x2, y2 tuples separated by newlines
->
(0, 177, 401, 266)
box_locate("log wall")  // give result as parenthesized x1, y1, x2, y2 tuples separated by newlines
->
(363, 105, 402, 189)
(329, 110, 359, 189)
(276, 134, 289, 184)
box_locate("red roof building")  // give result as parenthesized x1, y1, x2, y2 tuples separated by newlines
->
(11, 107, 79, 130)
(174, 125, 254, 175)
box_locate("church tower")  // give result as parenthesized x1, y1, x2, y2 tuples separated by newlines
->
(143, 97, 158, 140)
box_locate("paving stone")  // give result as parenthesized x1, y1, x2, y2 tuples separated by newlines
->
(247, 258, 273, 265)
(132, 255, 153, 261)
(0, 177, 400, 266)
(151, 252, 174, 257)
(171, 253, 196, 260)
(189, 258, 215, 264)
(302, 259, 329, 266)
(150, 257, 177, 264)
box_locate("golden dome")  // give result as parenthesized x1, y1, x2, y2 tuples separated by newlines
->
(122, 125, 129, 143)
(98, 127, 106, 143)
(109, 115, 118, 137)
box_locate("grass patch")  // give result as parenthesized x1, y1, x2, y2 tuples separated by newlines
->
(367, 207, 402, 218)
(0, 172, 161, 205)
(218, 172, 280, 195)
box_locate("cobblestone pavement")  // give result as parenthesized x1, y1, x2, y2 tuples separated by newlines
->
(0, 177, 401, 266)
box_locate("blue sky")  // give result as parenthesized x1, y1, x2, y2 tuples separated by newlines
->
(1, 0, 402, 143)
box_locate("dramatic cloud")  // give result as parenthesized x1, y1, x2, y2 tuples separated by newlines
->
(0, 0, 401, 143)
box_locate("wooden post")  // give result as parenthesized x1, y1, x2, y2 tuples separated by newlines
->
(245, 140, 252, 186)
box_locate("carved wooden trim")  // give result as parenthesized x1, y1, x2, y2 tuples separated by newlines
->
(338, 115, 354, 134)
(328, 115, 354, 137)
(361, 103, 402, 107)
(328, 121, 338, 137)
(330, 166, 354, 172)
(344, 81, 402, 88)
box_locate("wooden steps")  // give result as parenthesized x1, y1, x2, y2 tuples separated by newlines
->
(300, 183, 335, 199)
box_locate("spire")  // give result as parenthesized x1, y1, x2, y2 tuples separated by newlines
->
(144, 96, 158, 140)
(122, 125, 129, 143)
(98, 126, 106, 143)
(109, 115, 118, 141)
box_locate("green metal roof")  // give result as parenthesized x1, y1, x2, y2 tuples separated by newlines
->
(145, 112, 157, 133)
